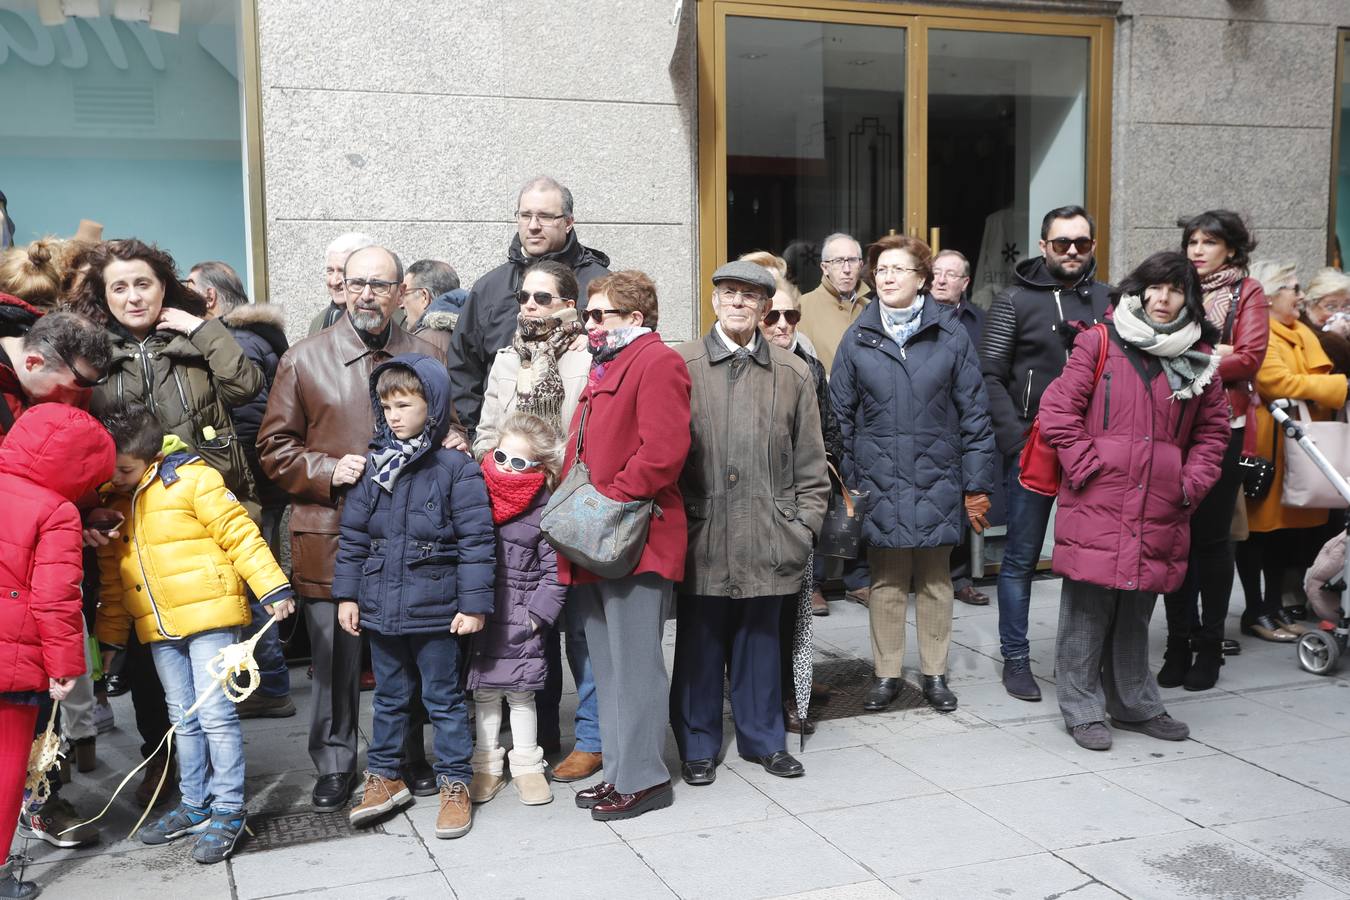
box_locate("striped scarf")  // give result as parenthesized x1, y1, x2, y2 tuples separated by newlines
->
(370, 436, 425, 493)
(1200, 265, 1244, 333)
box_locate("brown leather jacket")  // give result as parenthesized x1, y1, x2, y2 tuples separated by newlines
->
(257, 315, 444, 597)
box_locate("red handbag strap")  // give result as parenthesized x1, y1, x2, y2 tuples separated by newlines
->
(1090, 323, 1110, 387)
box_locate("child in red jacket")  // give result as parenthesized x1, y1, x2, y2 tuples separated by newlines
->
(0, 404, 115, 899)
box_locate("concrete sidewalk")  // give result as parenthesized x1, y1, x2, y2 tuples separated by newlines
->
(19, 576, 1350, 899)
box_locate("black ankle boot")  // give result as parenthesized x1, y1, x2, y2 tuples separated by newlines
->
(1157, 637, 1193, 688)
(1184, 640, 1224, 691)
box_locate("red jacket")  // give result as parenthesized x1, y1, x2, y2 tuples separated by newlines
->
(1038, 325, 1229, 594)
(557, 332, 692, 585)
(0, 404, 116, 692)
(1217, 277, 1270, 431)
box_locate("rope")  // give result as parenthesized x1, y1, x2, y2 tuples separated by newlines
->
(58, 615, 281, 840)
(24, 699, 61, 810)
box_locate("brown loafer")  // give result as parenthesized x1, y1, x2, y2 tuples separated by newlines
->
(574, 781, 616, 809)
(955, 586, 990, 606)
(591, 781, 674, 821)
(1241, 616, 1298, 642)
(810, 588, 829, 617)
(551, 749, 603, 783)
(784, 704, 816, 735)
(844, 587, 870, 607)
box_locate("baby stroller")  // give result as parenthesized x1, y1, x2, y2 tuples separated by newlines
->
(1269, 399, 1350, 675)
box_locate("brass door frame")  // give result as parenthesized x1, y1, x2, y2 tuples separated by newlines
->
(1329, 29, 1348, 267)
(241, 0, 269, 304)
(697, 0, 1114, 329)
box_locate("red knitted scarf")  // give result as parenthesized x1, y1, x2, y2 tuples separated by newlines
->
(481, 460, 546, 524)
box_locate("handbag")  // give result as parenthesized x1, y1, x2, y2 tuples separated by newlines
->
(1219, 284, 1275, 501)
(818, 461, 870, 559)
(539, 400, 660, 578)
(1018, 323, 1109, 496)
(1280, 400, 1350, 509)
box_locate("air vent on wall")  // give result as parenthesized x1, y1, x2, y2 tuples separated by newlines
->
(73, 83, 156, 128)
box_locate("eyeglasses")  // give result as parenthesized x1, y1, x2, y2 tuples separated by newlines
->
(56, 348, 109, 389)
(584, 308, 628, 325)
(492, 448, 542, 471)
(714, 287, 765, 307)
(515, 290, 569, 307)
(762, 309, 801, 327)
(823, 256, 862, 268)
(931, 269, 968, 282)
(516, 211, 568, 226)
(1317, 296, 1350, 311)
(1047, 237, 1094, 254)
(344, 278, 399, 297)
(874, 265, 923, 278)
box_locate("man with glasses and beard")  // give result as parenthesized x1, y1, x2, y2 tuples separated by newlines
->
(978, 205, 1112, 704)
(259, 245, 444, 813)
(448, 175, 610, 431)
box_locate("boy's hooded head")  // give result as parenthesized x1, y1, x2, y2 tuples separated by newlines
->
(100, 403, 163, 491)
(375, 365, 428, 441)
(369, 354, 452, 446)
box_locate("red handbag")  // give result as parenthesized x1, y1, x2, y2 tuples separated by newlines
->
(1018, 323, 1109, 497)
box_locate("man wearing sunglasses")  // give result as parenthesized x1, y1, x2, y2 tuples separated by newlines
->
(448, 175, 610, 431)
(0, 304, 112, 442)
(978, 205, 1112, 704)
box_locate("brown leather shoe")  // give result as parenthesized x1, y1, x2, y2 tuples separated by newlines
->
(590, 781, 673, 821)
(551, 749, 602, 783)
(844, 587, 870, 607)
(135, 753, 177, 808)
(955, 586, 990, 606)
(435, 780, 472, 839)
(350, 772, 412, 827)
(573, 781, 616, 809)
(784, 704, 816, 735)
(810, 681, 832, 704)
(810, 588, 829, 616)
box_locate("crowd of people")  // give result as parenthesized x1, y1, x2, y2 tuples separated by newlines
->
(0, 173, 1346, 897)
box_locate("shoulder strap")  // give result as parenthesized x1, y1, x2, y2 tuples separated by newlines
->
(573, 396, 590, 460)
(1221, 282, 1242, 344)
(1090, 323, 1110, 387)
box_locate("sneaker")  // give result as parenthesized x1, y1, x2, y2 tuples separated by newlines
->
(1069, 721, 1113, 751)
(190, 811, 247, 864)
(349, 772, 412, 827)
(1110, 713, 1190, 742)
(20, 798, 100, 848)
(138, 801, 211, 845)
(235, 693, 297, 720)
(1002, 657, 1042, 701)
(468, 771, 507, 804)
(513, 772, 553, 806)
(435, 779, 472, 839)
(0, 872, 39, 899)
(92, 699, 115, 735)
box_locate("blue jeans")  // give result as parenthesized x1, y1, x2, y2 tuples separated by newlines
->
(367, 631, 472, 784)
(150, 628, 245, 813)
(536, 605, 601, 753)
(243, 596, 290, 698)
(997, 454, 1055, 660)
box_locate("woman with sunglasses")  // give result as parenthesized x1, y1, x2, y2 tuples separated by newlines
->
(473, 259, 599, 783)
(1156, 211, 1269, 689)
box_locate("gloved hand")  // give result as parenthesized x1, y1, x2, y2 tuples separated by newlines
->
(964, 492, 991, 534)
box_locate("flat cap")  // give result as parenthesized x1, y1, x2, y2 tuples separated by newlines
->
(711, 260, 776, 296)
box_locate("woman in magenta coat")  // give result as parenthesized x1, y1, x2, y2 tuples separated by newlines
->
(1038, 251, 1229, 752)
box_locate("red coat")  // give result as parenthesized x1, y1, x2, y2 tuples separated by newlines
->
(0, 404, 116, 692)
(1038, 325, 1229, 594)
(557, 332, 692, 585)
(1217, 277, 1270, 428)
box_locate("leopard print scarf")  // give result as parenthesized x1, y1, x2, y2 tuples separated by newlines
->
(511, 307, 584, 426)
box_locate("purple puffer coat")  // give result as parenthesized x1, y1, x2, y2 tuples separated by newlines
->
(1037, 324, 1229, 594)
(466, 490, 567, 692)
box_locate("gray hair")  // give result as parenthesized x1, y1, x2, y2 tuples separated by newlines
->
(820, 232, 861, 258)
(190, 260, 248, 314)
(934, 249, 971, 278)
(1249, 260, 1298, 299)
(344, 245, 404, 283)
(326, 231, 376, 259)
(1305, 267, 1350, 306)
(407, 259, 460, 297)
(516, 175, 574, 218)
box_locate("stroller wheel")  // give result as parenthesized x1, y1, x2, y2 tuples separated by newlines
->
(1297, 631, 1341, 676)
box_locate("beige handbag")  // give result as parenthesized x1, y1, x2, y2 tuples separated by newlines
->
(1281, 400, 1350, 509)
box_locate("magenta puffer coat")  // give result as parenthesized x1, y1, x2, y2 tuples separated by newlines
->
(466, 490, 567, 692)
(1038, 325, 1229, 594)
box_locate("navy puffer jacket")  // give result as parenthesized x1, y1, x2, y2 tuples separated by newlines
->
(831, 297, 998, 549)
(332, 354, 495, 633)
(466, 490, 566, 692)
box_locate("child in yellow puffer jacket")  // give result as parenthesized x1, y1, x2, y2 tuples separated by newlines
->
(94, 404, 295, 865)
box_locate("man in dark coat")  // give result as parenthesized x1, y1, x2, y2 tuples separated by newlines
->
(447, 176, 609, 430)
(977, 206, 1112, 703)
(401, 259, 460, 357)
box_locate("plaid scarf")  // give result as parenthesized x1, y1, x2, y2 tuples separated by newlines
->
(370, 436, 425, 493)
(1114, 293, 1220, 400)
(1200, 265, 1244, 333)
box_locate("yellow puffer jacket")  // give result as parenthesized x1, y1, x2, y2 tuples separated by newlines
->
(95, 440, 291, 646)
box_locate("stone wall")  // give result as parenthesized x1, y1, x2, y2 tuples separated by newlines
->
(256, 0, 699, 341)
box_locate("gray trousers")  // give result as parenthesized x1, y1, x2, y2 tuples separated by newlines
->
(1055, 577, 1167, 729)
(573, 573, 672, 794)
(304, 598, 362, 774)
(61, 626, 97, 741)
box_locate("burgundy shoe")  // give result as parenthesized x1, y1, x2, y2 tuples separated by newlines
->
(359, 669, 376, 692)
(573, 781, 616, 810)
(590, 781, 674, 821)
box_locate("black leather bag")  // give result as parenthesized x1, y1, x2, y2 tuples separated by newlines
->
(1239, 453, 1275, 500)
(818, 462, 869, 559)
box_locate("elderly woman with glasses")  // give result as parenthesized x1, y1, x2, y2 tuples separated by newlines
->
(830, 234, 997, 714)
(1300, 267, 1350, 375)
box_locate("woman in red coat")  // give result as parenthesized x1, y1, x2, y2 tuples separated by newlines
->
(558, 271, 691, 823)
(0, 404, 115, 897)
(1039, 251, 1229, 752)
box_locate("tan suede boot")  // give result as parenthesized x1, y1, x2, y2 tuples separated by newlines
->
(468, 771, 507, 804)
(349, 772, 412, 827)
(436, 780, 473, 839)
(513, 772, 553, 806)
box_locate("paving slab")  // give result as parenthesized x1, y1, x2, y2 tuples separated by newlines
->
(1171, 695, 1346, 752)
(1004, 720, 1222, 771)
(1243, 682, 1350, 734)
(734, 744, 942, 815)
(767, 882, 899, 900)
(871, 726, 1085, 792)
(1234, 735, 1350, 802)
(604, 766, 789, 841)
(1216, 806, 1350, 893)
(249, 871, 456, 899)
(230, 829, 437, 898)
(889, 851, 1120, 899)
(442, 842, 675, 900)
(23, 845, 233, 897)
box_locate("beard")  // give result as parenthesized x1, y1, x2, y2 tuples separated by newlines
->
(1046, 254, 1089, 283)
(351, 307, 387, 333)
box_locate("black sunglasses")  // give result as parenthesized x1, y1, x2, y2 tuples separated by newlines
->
(584, 308, 627, 325)
(515, 290, 570, 307)
(762, 309, 801, 327)
(1047, 237, 1094, 254)
(58, 349, 109, 388)
(492, 448, 542, 471)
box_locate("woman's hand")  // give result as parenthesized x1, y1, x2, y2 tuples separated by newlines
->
(1215, 343, 1235, 359)
(450, 613, 485, 635)
(331, 454, 366, 487)
(337, 601, 361, 636)
(49, 677, 76, 701)
(266, 598, 296, 621)
(156, 307, 205, 335)
(964, 492, 991, 534)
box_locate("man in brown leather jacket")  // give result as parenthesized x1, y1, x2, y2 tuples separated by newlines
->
(258, 245, 444, 811)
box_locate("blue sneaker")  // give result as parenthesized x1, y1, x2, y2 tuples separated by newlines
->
(139, 802, 211, 845)
(191, 811, 247, 864)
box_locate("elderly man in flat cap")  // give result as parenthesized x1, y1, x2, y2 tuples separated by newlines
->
(671, 260, 831, 786)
